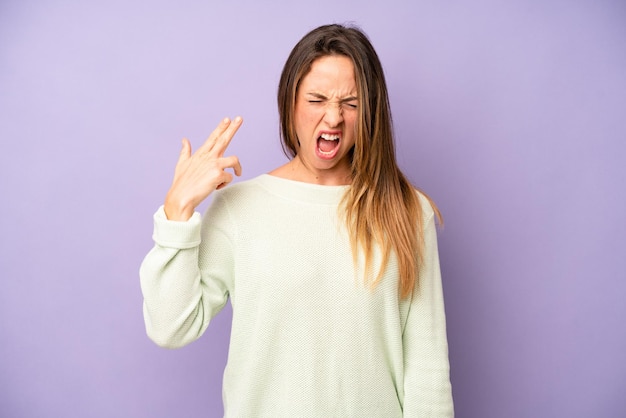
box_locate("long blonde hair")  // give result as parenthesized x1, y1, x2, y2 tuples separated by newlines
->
(277, 24, 441, 298)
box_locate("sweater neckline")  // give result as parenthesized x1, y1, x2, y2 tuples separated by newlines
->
(256, 174, 350, 205)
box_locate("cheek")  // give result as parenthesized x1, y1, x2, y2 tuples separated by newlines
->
(345, 114, 358, 133)
(294, 106, 310, 126)
(345, 116, 358, 147)
(293, 107, 306, 139)
(295, 110, 321, 138)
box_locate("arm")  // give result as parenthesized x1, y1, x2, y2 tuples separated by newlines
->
(139, 202, 234, 348)
(402, 211, 454, 417)
(139, 117, 243, 348)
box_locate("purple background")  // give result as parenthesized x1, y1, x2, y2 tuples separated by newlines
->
(1, 1, 625, 417)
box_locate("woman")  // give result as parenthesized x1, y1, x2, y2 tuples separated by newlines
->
(140, 24, 454, 417)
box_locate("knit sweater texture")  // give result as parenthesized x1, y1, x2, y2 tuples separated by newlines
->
(140, 174, 454, 417)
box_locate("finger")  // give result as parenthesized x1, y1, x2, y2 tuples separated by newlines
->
(198, 117, 232, 154)
(179, 138, 192, 161)
(233, 159, 242, 177)
(216, 172, 234, 190)
(173, 138, 192, 178)
(214, 116, 243, 157)
(218, 155, 242, 177)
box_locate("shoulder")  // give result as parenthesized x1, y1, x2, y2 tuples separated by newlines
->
(213, 175, 268, 202)
(205, 177, 269, 222)
(414, 189, 436, 221)
(202, 176, 270, 228)
(210, 174, 311, 214)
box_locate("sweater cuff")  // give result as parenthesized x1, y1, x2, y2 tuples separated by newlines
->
(152, 206, 202, 249)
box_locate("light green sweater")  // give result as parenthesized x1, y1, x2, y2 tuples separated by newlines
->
(140, 174, 453, 417)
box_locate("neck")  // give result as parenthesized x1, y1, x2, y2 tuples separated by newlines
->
(270, 156, 352, 186)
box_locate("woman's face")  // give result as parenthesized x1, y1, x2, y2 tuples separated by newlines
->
(293, 55, 358, 184)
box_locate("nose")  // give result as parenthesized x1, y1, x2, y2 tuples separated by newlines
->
(323, 102, 344, 127)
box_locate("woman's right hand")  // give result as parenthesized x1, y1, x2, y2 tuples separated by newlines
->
(163, 117, 243, 221)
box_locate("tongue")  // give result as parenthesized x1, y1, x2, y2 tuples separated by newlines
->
(318, 138, 337, 152)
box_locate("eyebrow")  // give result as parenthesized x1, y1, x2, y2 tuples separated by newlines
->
(305, 92, 358, 102)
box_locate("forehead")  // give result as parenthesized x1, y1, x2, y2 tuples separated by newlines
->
(299, 55, 357, 94)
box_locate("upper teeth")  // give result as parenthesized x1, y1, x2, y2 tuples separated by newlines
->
(321, 133, 340, 141)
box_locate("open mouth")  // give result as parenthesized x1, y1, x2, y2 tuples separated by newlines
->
(317, 133, 341, 157)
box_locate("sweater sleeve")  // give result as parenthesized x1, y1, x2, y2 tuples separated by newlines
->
(139, 196, 234, 349)
(402, 210, 454, 417)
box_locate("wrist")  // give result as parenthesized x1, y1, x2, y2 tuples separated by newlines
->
(163, 193, 195, 221)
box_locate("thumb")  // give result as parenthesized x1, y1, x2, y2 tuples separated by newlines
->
(173, 138, 192, 179)
(179, 138, 192, 161)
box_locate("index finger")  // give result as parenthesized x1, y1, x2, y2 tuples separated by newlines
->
(214, 116, 243, 157)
